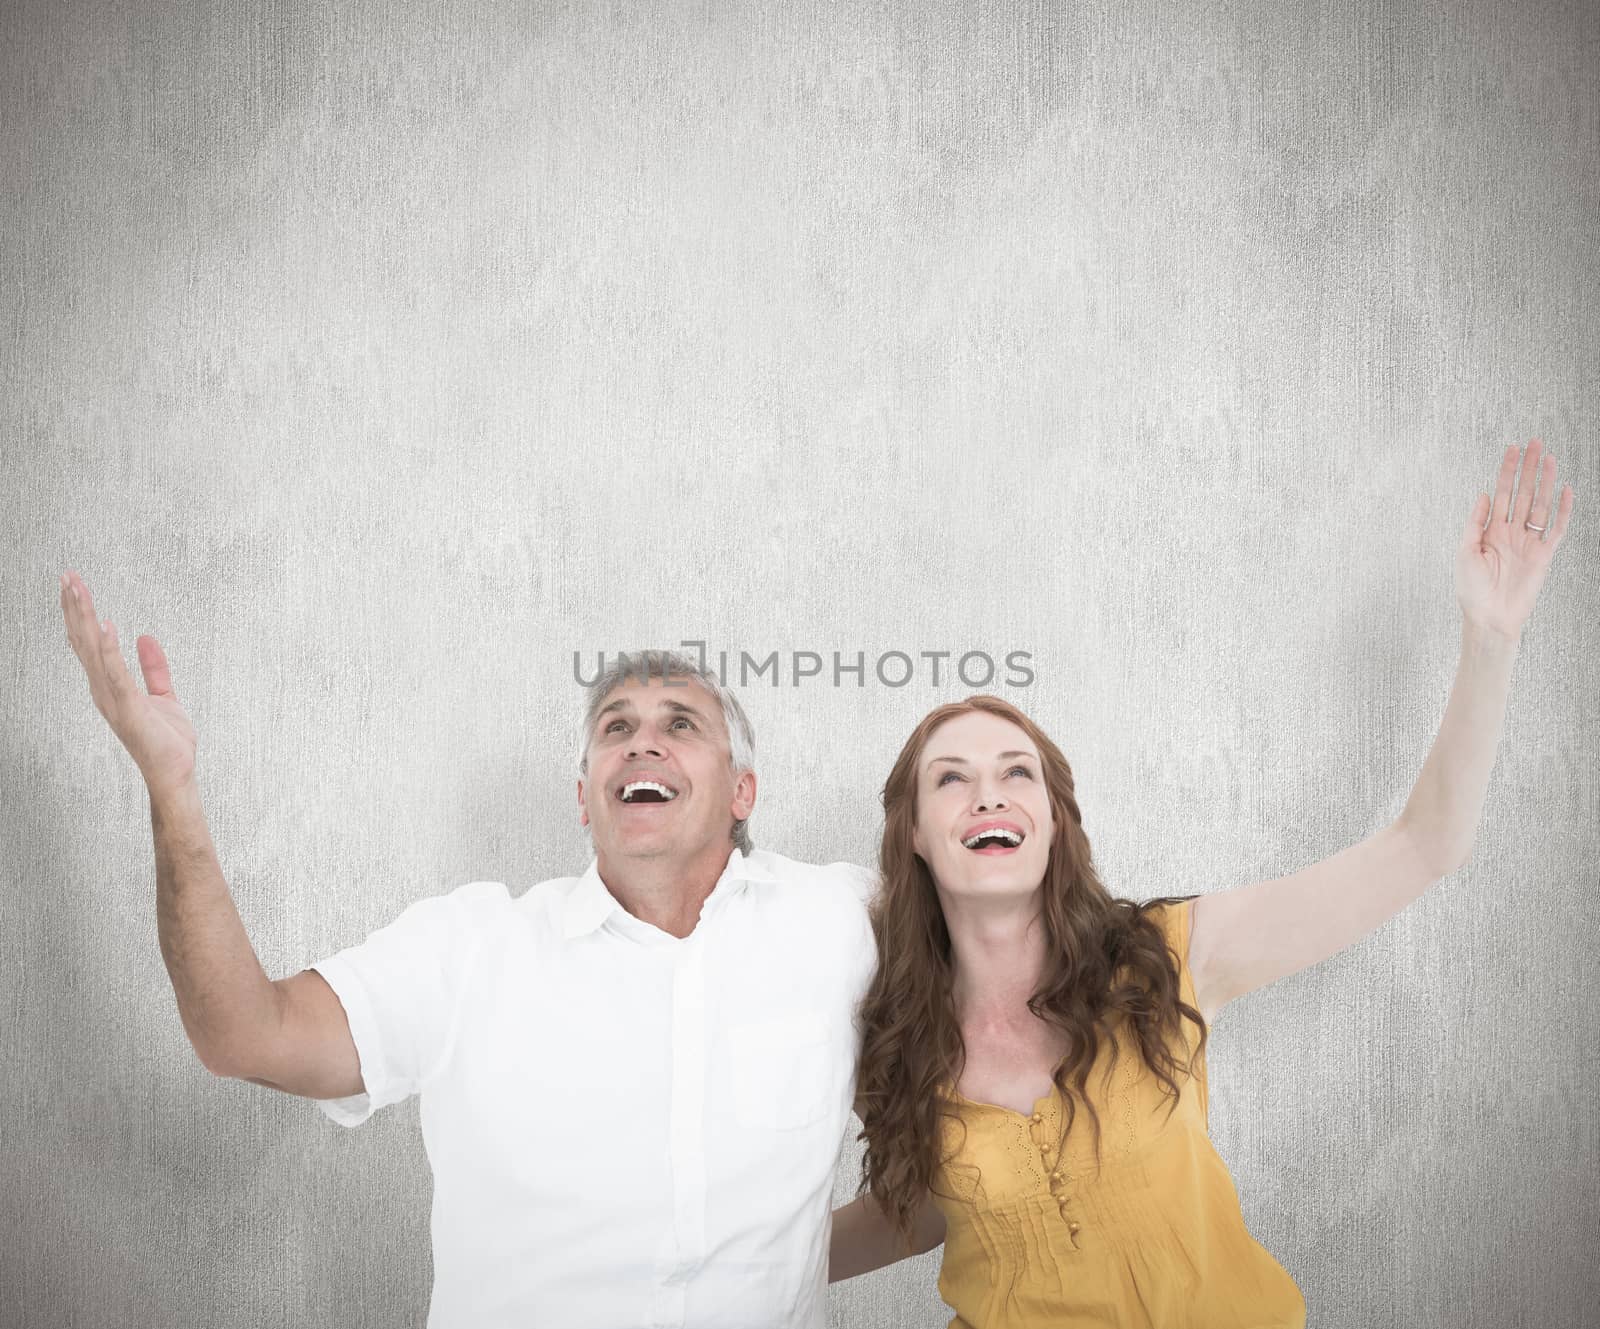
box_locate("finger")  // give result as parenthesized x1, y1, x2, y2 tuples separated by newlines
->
(1546, 483, 1575, 553)
(59, 573, 75, 641)
(60, 572, 105, 675)
(1460, 492, 1490, 551)
(1512, 439, 1544, 528)
(59, 571, 82, 648)
(1525, 452, 1557, 539)
(96, 618, 139, 710)
(1491, 444, 1519, 523)
(62, 569, 99, 635)
(136, 635, 177, 701)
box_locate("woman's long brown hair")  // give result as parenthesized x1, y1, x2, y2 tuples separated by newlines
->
(854, 695, 1208, 1246)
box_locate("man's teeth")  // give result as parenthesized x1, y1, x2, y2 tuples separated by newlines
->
(963, 828, 1022, 849)
(620, 780, 678, 803)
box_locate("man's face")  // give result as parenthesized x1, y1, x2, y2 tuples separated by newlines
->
(578, 676, 756, 870)
(910, 710, 1053, 905)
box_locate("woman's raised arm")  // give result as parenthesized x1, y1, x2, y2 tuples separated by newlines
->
(1188, 441, 1575, 1020)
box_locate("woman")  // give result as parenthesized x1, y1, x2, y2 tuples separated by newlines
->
(829, 442, 1574, 1327)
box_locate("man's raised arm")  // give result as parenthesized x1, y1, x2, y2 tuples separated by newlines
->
(60, 570, 360, 1098)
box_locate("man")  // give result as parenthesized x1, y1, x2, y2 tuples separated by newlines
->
(60, 569, 877, 1329)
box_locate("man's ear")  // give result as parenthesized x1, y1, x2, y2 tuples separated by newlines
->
(577, 777, 589, 828)
(731, 769, 757, 822)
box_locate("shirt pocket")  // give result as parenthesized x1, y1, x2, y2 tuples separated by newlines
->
(728, 1012, 838, 1131)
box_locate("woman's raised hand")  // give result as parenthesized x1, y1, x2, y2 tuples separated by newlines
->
(1455, 440, 1575, 642)
(59, 570, 198, 799)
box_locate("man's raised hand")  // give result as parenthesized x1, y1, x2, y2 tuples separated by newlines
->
(60, 570, 197, 800)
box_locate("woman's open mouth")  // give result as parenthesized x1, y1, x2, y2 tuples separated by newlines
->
(961, 822, 1024, 854)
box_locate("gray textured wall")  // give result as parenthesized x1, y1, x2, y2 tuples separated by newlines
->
(6, 0, 1597, 1325)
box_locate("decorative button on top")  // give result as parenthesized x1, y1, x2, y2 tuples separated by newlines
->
(1068, 1222, 1081, 1235)
(1050, 1172, 1062, 1183)
(1030, 1112, 1043, 1123)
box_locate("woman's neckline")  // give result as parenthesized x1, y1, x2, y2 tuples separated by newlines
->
(949, 1080, 1059, 1122)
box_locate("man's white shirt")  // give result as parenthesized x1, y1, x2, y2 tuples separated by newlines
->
(310, 847, 877, 1329)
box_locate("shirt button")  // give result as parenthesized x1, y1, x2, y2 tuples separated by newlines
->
(1050, 1172, 1062, 1183)
(1030, 1112, 1043, 1123)
(1069, 1221, 1081, 1235)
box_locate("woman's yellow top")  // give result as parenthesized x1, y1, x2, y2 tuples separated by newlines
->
(928, 900, 1306, 1328)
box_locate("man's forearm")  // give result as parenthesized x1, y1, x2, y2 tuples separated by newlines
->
(151, 779, 280, 1075)
(1397, 619, 1521, 872)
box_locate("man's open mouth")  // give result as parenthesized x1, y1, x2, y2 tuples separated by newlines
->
(616, 779, 680, 804)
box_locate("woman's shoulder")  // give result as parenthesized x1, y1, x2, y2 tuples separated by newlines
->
(1132, 896, 1196, 966)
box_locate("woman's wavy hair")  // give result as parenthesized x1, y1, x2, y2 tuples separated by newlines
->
(854, 695, 1208, 1246)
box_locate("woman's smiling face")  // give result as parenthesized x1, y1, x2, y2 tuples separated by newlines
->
(911, 709, 1054, 902)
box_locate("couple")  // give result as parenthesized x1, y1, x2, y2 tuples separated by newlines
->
(59, 441, 1572, 1327)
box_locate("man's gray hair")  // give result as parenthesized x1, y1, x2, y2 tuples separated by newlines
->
(577, 649, 757, 854)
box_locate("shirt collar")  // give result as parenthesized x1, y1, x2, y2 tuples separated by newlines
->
(563, 847, 774, 940)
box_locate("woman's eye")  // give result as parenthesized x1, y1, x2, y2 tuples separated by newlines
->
(671, 718, 693, 730)
(1007, 766, 1033, 778)
(605, 720, 628, 733)
(937, 771, 962, 786)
